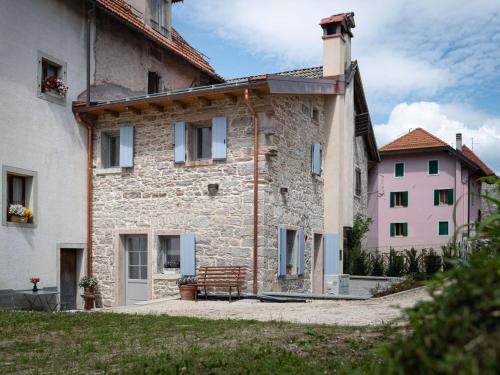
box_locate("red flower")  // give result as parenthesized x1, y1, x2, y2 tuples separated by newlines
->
(30, 277, 40, 283)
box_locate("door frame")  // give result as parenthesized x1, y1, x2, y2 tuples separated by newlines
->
(113, 229, 153, 307)
(311, 232, 324, 294)
(56, 243, 86, 310)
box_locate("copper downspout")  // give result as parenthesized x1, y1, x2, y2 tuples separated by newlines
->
(244, 89, 259, 295)
(74, 112, 93, 277)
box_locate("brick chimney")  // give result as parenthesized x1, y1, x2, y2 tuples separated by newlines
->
(320, 12, 355, 77)
(456, 133, 462, 151)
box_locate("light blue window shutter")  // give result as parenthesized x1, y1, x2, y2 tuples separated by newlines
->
(323, 233, 340, 275)
(174, 121, 186, 163)
(180, 233, 195, 276)
(311, 143, 321, 175)
(212, 116, 227, 160)
(119, 126, 134, 167)
(297, 228, 305, 275)
(278, 226, 287, 276)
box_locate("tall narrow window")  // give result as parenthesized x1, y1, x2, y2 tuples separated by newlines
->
(159, 236, 180, 272)
(395, 162, 405, 177)
(286, 229, 298, 275)
(355, 167, 362, 196)
(428, 160, 439, 175)
(8, 175, 26, 206)
(108, 134, 120, 167)
(148, 71, 161, 94)
(191, 125, 212, 160)
(149, 0, 169, 36)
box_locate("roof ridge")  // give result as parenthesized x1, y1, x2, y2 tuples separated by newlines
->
(379, 127, 448, 151)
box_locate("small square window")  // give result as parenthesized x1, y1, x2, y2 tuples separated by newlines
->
(286, 229, 298, 275)
(3, 166, 37, 226)
(355, 167, 361, 196)
(438, 221, 449, 236)
(159, 236, 180, 272)
(37, 52, 67, 103)
(434, 189, 453, 206)
(429, 160, 439, 175)
(101, 132, 120, 168)
(148, 71, 162, 94)
(395, 163, 405, 177)
(188, 123, 212, 161)
(390, 223, 408, 237)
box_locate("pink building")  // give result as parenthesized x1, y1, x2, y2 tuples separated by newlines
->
(367, 128, 494, 251)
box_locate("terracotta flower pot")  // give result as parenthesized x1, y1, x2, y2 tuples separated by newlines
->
(179, 284, 197, 301)
(82, 287, 95, 310)
(9, 216, 28, 223)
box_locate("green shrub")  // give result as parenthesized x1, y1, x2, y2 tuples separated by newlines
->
(386, 249, 404, 277)
(404, 248, 420, 274)
(344, 214, 373, 274)
(352, 250, 371, 276)
(442, 244, 459, 271)
(371, 252, 385, 276)
(424, 248, 442, 275)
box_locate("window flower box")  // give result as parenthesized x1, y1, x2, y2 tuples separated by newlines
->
(8, 204, 33, 224)
(42, 76, 68, 97)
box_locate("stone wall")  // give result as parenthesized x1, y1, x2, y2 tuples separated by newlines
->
(91, 93, 332, 306)
(353, 135, 369, 218)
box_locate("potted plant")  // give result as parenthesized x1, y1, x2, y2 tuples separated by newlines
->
(42, 76, 69, 97)
(79, 275, 98, 310)
(176, 277, 197, 300)
(8, 204, 32, 224)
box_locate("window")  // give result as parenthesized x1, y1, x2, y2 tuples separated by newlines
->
(286, 229, 298, 275)
(355, 167, 362, 196)
(149, 0, 169, 36)
(312, 107, 320, 122)
(390, 223, 408, 237)
(37, 51, 67, 104)
(159, 236, 180, 272)
(394, 162, 405, 177)
(3, 166, 37, 226)
(438, 221, 449, 236)
(311, 143, 322, 176)
(148, 71, 161, 94)
(190, 124, 212, 160)
(428, 160, 439, 175)
(101, 132, 120, 168)
(434, 189, 454, 206)
(390, 191, 408, 208)
(127, 236, 147, 280)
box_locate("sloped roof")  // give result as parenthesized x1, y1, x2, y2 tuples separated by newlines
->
(461, 145, 494, 176)
(94, 0, 222, 81)
(226, 66, 324, 83)
(379, 128, 448, 152)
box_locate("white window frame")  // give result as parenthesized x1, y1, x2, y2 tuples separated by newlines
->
(2, 165, 38, 228)
(37, 51, 67, 105)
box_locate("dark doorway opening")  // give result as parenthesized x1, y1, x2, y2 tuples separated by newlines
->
(60, 249, 77, 310)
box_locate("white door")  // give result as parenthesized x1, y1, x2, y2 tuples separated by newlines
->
(125, 236, 148, 305)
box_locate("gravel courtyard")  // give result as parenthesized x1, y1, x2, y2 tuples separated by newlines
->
(102, 287, 429, 326)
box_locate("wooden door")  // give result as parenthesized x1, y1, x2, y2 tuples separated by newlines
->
(60, 249, 77, 310)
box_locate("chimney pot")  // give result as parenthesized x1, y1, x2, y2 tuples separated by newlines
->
(456, 133, 462, 151)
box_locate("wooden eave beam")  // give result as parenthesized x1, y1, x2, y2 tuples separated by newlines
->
(149, 103, 165, 112)
(104, 109, 119, 118)
(197, 96, 211, 106)
(172, 100, 187, 109)
(224, 93, 237, 103)
(126, 106, 142, 115)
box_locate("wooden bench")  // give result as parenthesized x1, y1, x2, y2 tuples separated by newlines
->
(196, 266, 247, 302)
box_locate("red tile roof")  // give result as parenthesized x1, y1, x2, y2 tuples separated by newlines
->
(95, 0, 221, 81)
(461, 145, 494, 176)
(379, 128, 448, 152)
(320, 12, 355, 26)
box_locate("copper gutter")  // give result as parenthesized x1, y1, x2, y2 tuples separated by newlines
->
(244, 89, 259, 295)
(74, 112, 94, 277)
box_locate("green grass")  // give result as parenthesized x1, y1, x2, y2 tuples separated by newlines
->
(0, 310, 390, 374)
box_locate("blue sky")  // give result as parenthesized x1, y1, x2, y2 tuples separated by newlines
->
(173, 0, 500, 173)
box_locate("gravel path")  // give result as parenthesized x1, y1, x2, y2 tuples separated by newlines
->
(102, 288, 430, 326)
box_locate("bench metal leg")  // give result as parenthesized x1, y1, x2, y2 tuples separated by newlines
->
(237, 287, 240, 300)
(229, 287, 232, 302)
(204, 286, 207, 300)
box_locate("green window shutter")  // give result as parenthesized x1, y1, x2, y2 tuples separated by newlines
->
(429, 160, 439, 175)
(402, 223, 408, 237)
(447, 189, 454, 205)
(439, 221, 449, 235)
(390, 223, 395, 237)
(395, 163, 404, 177)
(390, 192, 395, 208)
(403, 191, 408, 207)
(434, 190, 439, 206)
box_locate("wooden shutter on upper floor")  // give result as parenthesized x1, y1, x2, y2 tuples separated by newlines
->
(174, 121, 186, 163)
(390, 192, 395, 207)
(434, 190, 439, 206)
(180, 233, 195, 276)
(402, 191, 408, 207)
(447, 189, 454, 205)
(402, 223, 408, 237)
(212, 116, 227, 160)
(390, 223, 395, 237)
(119, 126, 134, 167)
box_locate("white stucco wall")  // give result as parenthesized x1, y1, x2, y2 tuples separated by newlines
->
(0, 0, 88, 290)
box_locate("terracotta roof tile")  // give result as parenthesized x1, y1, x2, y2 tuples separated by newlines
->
(226, 66, 324, 83)
(320, 12, 355, 26)
(95, 0, 222, 81)
(461, 145, 494, 176)
(379, 128, 448, 152)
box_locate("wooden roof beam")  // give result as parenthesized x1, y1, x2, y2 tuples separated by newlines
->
(126, 106, 142, 115)
(149, 103, 165, 112)
(172, 100, 187, 109)
(224, 93, 238, 103)
(104, 109, 119, 118)
(197, 96, 211, 106)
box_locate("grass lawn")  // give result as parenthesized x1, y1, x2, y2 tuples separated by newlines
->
(0, 310, 391, 374)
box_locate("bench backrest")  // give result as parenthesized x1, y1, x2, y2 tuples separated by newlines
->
(197, 266, 247, 286)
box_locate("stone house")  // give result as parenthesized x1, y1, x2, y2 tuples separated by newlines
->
(0, 0, 219, 309)
(367, 128, 494, 252)
(74, 12, 379, 306)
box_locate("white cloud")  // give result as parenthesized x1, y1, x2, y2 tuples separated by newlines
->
(374, 102, 500, 174)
